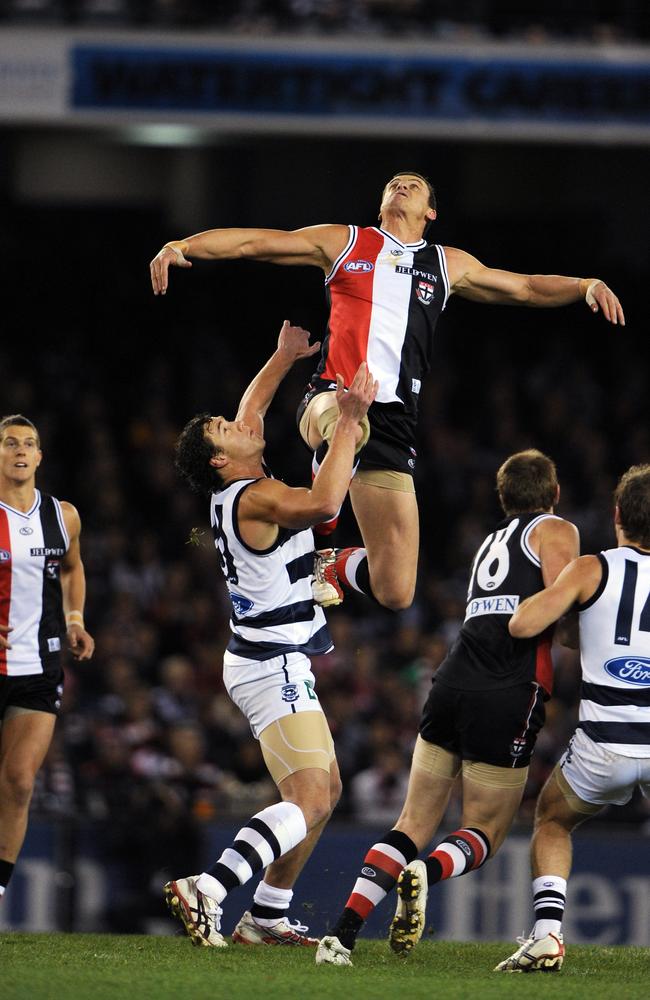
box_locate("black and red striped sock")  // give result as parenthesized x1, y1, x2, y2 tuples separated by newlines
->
(425, 827, 490, 884)
(331, 829, 417, 949)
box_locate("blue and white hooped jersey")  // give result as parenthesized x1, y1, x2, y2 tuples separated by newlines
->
(578, 545, 650, 757)
(0, 490, 69, 677)
(210, 478, 332, 663)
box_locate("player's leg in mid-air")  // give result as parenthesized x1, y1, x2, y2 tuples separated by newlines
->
(301, 389, 420, 612)
(298, 388, 369, 537)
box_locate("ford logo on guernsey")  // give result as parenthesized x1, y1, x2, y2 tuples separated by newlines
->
(604, 657, 650, 685)
(344, 260, 374, 273)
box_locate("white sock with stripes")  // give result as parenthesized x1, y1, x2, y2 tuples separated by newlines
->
(198, 802, 307, 903)
(532, 875, 566, 939)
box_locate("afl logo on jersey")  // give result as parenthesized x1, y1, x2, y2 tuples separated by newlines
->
(0, 549, 10, 562)
(344, 260, 374, 273)
(416, 280, 434, 305)
(604, 657, 650, 685)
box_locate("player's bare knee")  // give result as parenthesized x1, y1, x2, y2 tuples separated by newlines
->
(0, 766, 35, 809)
(329, 772, 343, 810)
(294, 796, 332, 830)
(374, 584, 414, 612)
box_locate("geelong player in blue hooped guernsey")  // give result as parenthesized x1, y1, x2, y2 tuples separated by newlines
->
(497, 463, 650, 973)
(0, 414, 94, 904)
(151, 171, 624, 615)
(167, 321, 377, 949)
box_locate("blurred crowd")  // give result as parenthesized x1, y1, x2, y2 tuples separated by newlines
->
(6, 312, 649, 853)
(2, 176, 648, 929)
(1, 0, 648, 45)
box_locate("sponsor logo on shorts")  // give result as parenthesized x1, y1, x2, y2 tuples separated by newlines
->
(361, 867, 376, 878)
(19, 526, 33, 535)
(0, 549, 10, 562)
(604, 656, 650, 685)
(281, 683, 300, 703)
(464, 595, 519, 621)
(408, 458, 415, 469)
(344, 259, 374, 273)
(411, 378, 421, 394)
(230, 593, 255, 616)
(48, 637, 61, 653)
(30, 547, 65, 557)
(415, 280, 434, 305)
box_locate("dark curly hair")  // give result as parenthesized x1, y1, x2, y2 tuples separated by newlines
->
(174, 413, 224, 497)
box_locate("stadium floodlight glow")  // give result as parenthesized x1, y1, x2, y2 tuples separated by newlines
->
(116, 124, 214, 147)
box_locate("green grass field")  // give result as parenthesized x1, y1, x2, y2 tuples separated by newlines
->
(2, 934, 649, 1000)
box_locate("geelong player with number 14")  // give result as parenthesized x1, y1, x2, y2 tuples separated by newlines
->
(496, 463, 650, 973)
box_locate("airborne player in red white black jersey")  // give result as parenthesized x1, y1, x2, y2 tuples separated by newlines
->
(312, 224, 449, 475)
(151, 171, 624, 612)
(0, 415, 94, 903)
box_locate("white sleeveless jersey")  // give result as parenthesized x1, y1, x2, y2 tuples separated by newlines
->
(210, 479, 332, 662)
(578, 546, 650, 757)
(0, 490, 70, 677)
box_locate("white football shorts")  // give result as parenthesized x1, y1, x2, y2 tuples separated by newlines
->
(560, 727, 650, 806)
(223, 649, 324, 739)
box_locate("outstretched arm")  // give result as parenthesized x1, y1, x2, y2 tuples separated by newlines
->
(240, 363, 378, 533)
(509, 554, 602, 638)
(235, 320, 321, 436)
(445, 246, 625, 325)
(150, 223, 349, 295)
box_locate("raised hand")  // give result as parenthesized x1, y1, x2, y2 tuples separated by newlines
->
(335, 362, 378, 424)
(277, 319, 321, 363)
